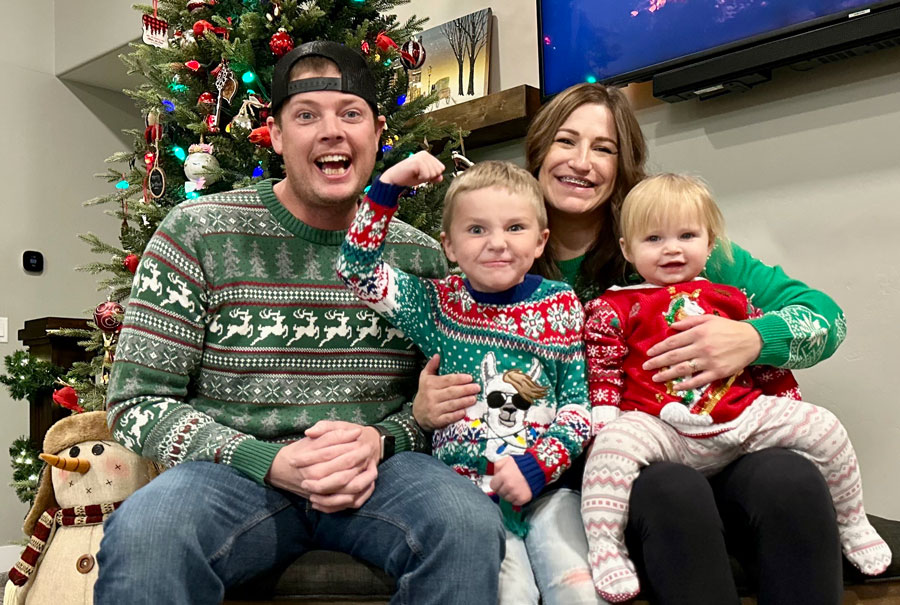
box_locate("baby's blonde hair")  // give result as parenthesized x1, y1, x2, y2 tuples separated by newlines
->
(442, 161, 547, 233)
(619, 173, 732, 261)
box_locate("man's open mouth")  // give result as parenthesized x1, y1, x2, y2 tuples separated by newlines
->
(315, 154, 351, 176)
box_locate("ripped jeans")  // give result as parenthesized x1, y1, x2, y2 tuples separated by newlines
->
(499, 488, 605, 605)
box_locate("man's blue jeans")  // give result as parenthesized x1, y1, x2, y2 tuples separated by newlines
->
(94, 452, 505, 604)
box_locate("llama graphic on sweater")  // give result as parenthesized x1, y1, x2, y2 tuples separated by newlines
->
(475, 352, 549, 463)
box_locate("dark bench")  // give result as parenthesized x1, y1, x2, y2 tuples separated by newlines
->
(218, 515, 900, 605)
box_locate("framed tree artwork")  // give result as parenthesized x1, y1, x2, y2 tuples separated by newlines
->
(404, 8, 492, 113)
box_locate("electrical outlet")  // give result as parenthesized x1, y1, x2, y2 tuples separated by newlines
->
(0, 317, 7, 343)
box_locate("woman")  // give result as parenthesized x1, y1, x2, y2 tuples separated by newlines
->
(414, 83, 845, 605)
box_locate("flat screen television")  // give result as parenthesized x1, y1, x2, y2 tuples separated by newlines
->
(538, 0, 900, 102)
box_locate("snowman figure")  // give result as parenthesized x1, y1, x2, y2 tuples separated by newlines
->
(4, 412, 158, 605)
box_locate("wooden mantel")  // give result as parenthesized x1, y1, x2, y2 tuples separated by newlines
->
(426, 84, 541, 149)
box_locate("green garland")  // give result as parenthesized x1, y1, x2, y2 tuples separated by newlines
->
(0, 350, 64, 402)
(9, 437, 42, 504)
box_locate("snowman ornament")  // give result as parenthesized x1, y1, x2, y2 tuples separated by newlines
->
(4, 412, 158, 605)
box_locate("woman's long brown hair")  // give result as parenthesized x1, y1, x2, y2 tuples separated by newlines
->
(525, 84, 648, 298)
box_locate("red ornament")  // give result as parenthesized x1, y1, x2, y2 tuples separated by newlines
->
(187, 0, 216, 13)
(185, 60, 201, 71)
(399, 39, 426, 70)
(248, 124, 272, 147)
(269, 28, 294, 57)
(361, 40, 370, 55)
(206, 113, 219, 133)
(94, 301, 125, 334)
(123, 254, 140, 274)
(144, 151, 156, 166)
(375, 32, 398, 52)
(193, 19, 227, 38)
(196, 91, 216, 114)
(52, 386, 85, 414)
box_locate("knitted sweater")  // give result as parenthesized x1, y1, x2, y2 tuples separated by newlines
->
(561, 243, 847, 369)
(337, 180, 591, 503)
(106, 179, 447, 483)
(585, 279, 802, 427)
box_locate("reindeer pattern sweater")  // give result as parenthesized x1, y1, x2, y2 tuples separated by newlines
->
(106, 179, 446, 483)
(338, 180, 591, 501)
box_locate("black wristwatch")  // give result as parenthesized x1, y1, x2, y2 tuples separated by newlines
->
(372, 425, 395, 462)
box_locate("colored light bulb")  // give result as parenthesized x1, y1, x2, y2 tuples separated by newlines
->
(172, 146, 187, 161)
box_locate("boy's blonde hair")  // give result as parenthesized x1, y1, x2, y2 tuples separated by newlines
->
(619, 173, 732, 261)
(442, 161, 547, 233)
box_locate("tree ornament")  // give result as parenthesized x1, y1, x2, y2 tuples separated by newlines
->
(141, 0, 169, 48)
(184, 142, 220, 189)
(248, 125, 272, 148)
(208, 60, 237, 133)
(93, 301, 125, 333)
(361, 40, 371, 55)
(184, 59, 202, 71)
(269, 28, 294, 57)
(192, 19, 227, 39)
(264, 0, 283, 22)
(123, 254, 140, 274)
(51, 385, 84, 413)
(187, 0, 216, 13)
(399, 38, 426, 70)
(197, 91, 216, 113)
(375, 32, 398, 53)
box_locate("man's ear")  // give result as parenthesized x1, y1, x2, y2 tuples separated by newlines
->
(619, 237, 632, 263)
(374, 115, 387, 150)
(267, 116, 283, 155)
(440, 232, 456, 263)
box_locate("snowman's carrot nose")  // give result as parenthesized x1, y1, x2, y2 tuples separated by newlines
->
(40, 453, 91, 474)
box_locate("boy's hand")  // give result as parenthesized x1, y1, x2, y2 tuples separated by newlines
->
(490, 457, 533, 506)
(380, 150, 445, 189)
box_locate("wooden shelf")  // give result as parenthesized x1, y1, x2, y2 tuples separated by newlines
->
(426, 85, 541, 149)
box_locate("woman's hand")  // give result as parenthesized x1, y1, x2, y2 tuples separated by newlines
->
(413, 355, 481, 430)
(643, 315, 762, 391)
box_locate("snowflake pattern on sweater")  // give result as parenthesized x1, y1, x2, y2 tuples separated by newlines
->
(338, 180, 591, 499)
(106, 180, 446, 483)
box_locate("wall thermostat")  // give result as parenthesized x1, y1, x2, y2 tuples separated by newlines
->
(23, 250, 44, 273)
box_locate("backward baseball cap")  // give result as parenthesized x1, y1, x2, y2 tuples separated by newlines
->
(270, 40, 379, 116)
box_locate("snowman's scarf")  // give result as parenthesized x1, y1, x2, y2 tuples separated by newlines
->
(8, 501, 122, 586)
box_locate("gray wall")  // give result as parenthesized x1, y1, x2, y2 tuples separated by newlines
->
(396, 1, 900, 519)
(0, 0, 137, 542)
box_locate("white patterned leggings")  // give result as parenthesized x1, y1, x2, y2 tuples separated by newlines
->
(581, 396, 891, 602)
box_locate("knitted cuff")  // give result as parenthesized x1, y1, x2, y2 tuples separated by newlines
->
(366, 178, 407, 209)
(375, 419, 414, 454)
(744, 315, 791, 367)
(513, 452, 547, 498)
(231, 439, 286, 485)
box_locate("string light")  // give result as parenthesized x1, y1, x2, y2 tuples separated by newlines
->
(381, 144, 393, 153)
(585, 75, 598, 84)
(115, 179, 130, 190)
(252, 164, 264, 178)
(397, 94, 406, 105)
(242, 71, 256, 84)
(162, 99, 175, 112)
(172, 146, 187, 162)
(186, 191, 200, 199)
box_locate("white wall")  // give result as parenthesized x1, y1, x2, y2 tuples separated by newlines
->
(0, 0, 136, 543)
(398, 1, 900, 519)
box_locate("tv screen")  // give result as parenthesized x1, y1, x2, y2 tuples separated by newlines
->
(539, 0, 900, 97)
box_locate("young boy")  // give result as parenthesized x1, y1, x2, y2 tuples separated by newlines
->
(581, 173, 891, 602)
(337, 152, 591, 595)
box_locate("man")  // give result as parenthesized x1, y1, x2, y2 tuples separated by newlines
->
(94, 41, 504, 605)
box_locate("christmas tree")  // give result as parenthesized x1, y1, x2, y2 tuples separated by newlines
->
(9, 0, 458, 504)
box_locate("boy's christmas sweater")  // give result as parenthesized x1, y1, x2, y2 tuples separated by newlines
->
(338, 180, 591, 505)
(106, 180, 446, 484)
(584, 279, 801, 427)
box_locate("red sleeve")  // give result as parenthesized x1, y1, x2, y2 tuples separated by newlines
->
(583, 296, 628, 432)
